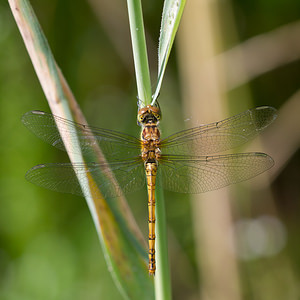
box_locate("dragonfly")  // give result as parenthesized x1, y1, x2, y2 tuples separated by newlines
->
(22, 105, 277, 275)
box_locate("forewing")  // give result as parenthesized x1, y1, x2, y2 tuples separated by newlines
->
(26, 160, 146, 198)
(160, 106, 277, 155)
(22, 111, 141, 160)
(158, 153, 274, 193)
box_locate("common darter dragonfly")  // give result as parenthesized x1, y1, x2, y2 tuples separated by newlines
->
(22, 105, 277, 275)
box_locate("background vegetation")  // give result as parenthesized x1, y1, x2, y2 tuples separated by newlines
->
(1, 0, 300, 299)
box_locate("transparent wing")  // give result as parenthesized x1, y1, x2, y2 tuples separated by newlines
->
(22, 111, 141, 160)
(158, 153, 274, 193)
(160, 106, 277, 155)
(25, 160, 146, 198)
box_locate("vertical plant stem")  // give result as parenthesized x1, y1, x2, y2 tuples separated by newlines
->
(127, 1, 171, 298)
(155, 184, 172, 300)
(126, 0, 152, 105)
(125, 3, 172, 296)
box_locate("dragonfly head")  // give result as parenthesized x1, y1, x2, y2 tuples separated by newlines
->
(137, 105, 161, 126)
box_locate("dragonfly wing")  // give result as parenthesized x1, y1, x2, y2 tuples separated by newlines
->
(22, 111, 141, 160)
(160, 106, 277, 155)
(158, 153, 274, 193)
(26, 160, 146, 198)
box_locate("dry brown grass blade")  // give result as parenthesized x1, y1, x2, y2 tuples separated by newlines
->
(219, 20, 300, 90)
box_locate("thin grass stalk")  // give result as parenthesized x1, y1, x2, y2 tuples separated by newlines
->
(126, 2, 172, 299)
(126, 0, 152, 106)
(155, 180, 172, 300)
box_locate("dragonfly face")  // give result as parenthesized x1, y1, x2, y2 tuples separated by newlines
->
(137, 104, 161, 126)
(22, 105, 277, 275)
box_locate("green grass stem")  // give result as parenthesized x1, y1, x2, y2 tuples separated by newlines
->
(155, 183, 172, 300)
(126, 0, 152, 106)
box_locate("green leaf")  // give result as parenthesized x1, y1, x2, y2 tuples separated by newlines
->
(153, 0, 186, 103)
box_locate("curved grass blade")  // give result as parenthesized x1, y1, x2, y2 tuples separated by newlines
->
(152, 0, 186, 103)
(9, 0, 154, 298)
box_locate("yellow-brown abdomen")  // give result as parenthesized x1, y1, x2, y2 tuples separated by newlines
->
(146, 162, 157, 275)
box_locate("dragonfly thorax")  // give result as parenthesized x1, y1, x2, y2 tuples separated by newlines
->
(141, 124, 160, 141)
(141, 124, 161, 162)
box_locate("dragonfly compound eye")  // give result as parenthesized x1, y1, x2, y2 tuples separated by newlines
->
(154, 113, 161, 121)
(147, 106, 161, 121)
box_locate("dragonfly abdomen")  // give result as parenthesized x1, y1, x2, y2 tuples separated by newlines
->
(140, 113, 161, 275)
(146, 162, 157, 275)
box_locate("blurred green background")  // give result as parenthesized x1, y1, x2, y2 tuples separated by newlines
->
(1, 0, 300, 299)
